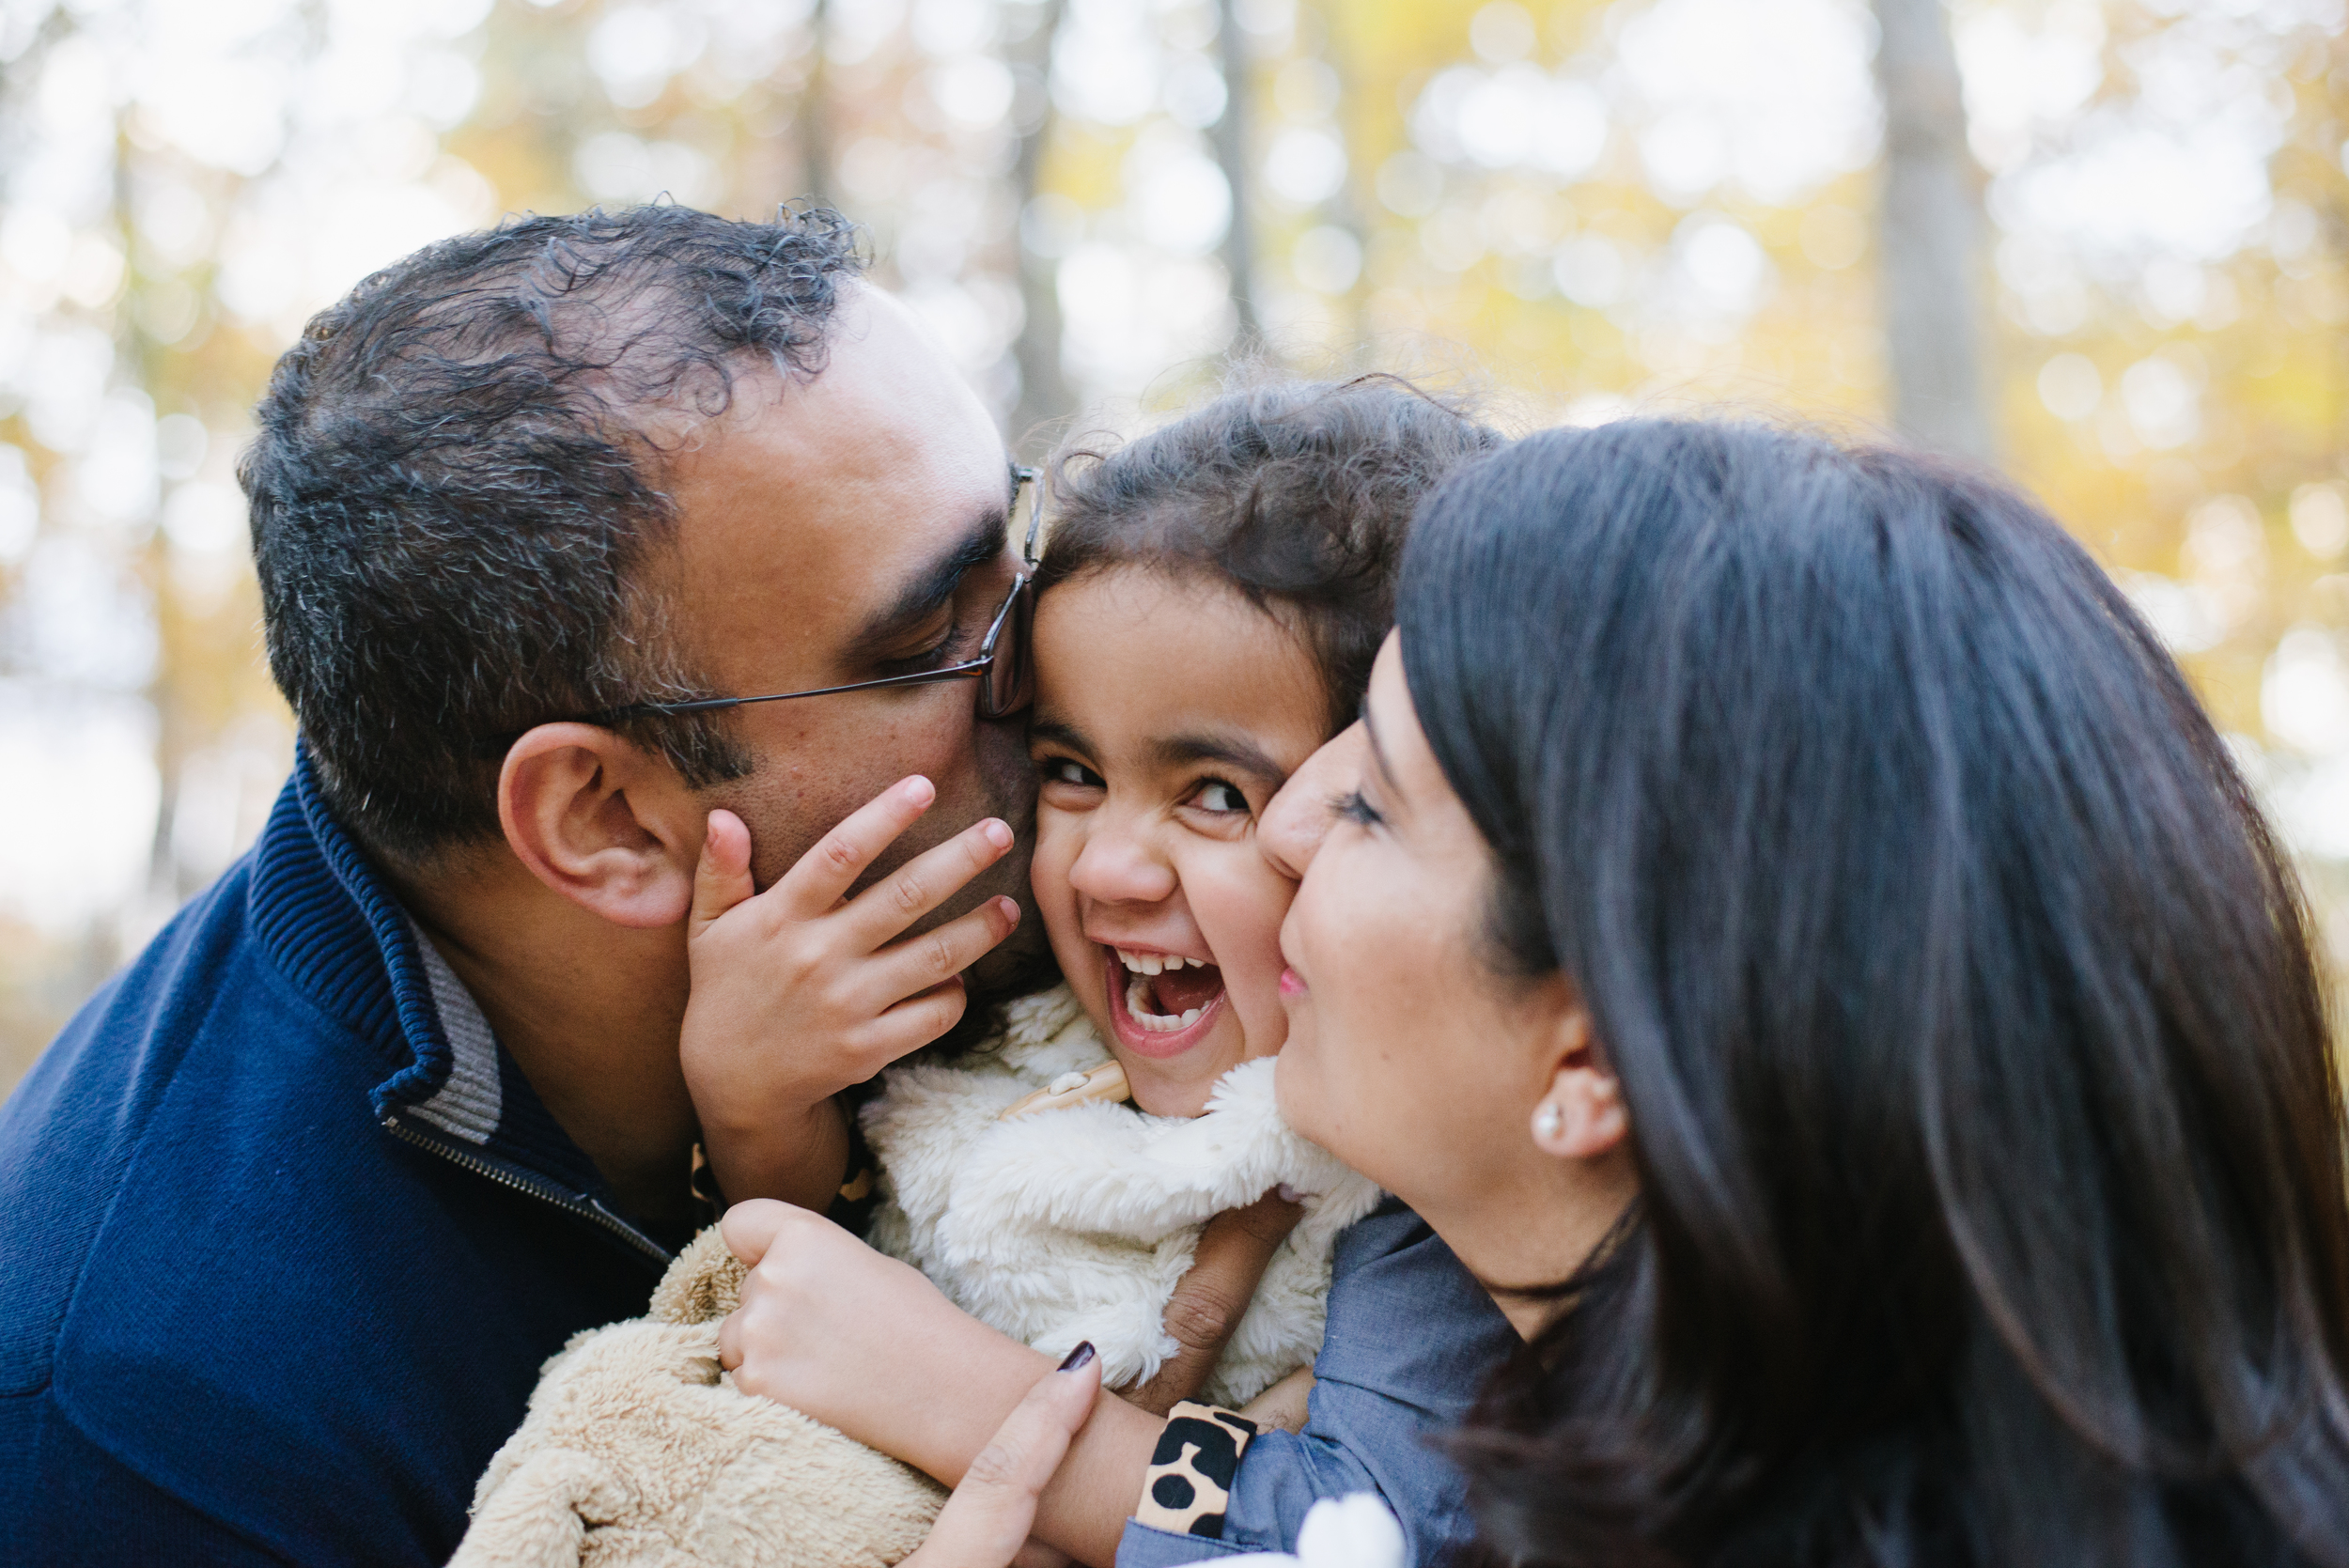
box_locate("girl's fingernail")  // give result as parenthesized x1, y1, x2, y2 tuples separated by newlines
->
(998, 896, 1021, 924)
(1057, 1342, 1097, 1373)
(982, 818, 1013, 849)
(902, 776, 935, 805)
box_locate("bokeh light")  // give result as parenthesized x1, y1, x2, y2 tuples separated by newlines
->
(8, 0, 2349, 1087)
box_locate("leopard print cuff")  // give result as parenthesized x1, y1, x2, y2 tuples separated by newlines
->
(1134, 1402, 1261, 1540)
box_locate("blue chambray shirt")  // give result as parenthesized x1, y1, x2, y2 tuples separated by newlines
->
(1116, 1198, 1520, 1568)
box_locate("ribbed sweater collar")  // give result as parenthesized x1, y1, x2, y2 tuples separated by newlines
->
(246, 745, 608, 1196)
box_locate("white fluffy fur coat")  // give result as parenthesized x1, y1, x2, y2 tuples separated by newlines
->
(452, 986, 1377, 1568)
(863, 985, 1383, 1406)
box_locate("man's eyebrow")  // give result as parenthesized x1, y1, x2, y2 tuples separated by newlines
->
(844, 504, 1010, 662)
(1153, 732, 1290, 784)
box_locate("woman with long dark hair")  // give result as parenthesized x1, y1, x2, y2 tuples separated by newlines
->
(719, 418, 2349, 1568)
(1264, 419, 2349, 1566)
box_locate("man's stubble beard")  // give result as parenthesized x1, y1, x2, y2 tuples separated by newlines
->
(708, 711, 1055, 1007)
(957, 711, 1055, 1005)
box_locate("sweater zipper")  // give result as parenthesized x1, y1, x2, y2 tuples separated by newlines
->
(381, 1113, 672, 1267)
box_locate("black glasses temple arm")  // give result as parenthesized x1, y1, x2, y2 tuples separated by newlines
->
(588, 660, 992, 724)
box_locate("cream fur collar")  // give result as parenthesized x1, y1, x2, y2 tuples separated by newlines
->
(861, 986, 1382, 1406)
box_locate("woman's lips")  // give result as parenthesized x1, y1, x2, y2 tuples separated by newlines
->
(1279, 966, 1307, 998)
(1104, 947, 1226, 1059)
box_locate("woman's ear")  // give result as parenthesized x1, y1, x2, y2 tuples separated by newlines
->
(1529, 1001, 1628, 1161)
(498, 723, 703, 929)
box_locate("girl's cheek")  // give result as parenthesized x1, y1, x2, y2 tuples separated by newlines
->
(1190, 848, 1295, 1048)
(1030, 818, 1095, 988)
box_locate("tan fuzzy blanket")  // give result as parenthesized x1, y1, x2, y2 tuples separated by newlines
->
(450, 1228, 945, 1568)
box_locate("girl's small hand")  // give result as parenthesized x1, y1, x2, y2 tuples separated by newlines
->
(716, 1200, 1035, 1472)
(1121, 1189, 1303, 1415)
(682, 777, 1022, 1207)
(719, 1201, 1173, 1568)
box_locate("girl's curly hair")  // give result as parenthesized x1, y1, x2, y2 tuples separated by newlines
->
(1040, 375, 1504, 733)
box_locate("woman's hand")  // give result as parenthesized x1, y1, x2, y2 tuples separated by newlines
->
(899, 1346, 1103, 1568)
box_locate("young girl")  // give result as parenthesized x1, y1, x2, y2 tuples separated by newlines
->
(858, 376, 1498, 1405)
(456, 378, 1501, 1568)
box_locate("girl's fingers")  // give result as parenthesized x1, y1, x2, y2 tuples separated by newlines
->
(854, 978, 974, 1072)
(715, 1305, 743, 1373)
(846, 815, 1018, 948)
(777, 776, 940, 919)
(865, 897, 1022, 1015)
(718, 1197, 794, 1268)
(689, 810, 758, 941)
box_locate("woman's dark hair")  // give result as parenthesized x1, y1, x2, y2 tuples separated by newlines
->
(1403, 420, 2349, 1567)
(1040, 375, 1502, 732)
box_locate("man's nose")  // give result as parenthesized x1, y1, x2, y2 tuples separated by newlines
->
(1260, 722, 1364, 881)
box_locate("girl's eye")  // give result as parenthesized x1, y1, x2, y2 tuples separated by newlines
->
(1043, 758, 1104, 789)
(1192, 781, 1250, 815)
(1334, 789, 1384, 827)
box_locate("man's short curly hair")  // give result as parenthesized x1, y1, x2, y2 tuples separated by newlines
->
(240, 204, 867, 862)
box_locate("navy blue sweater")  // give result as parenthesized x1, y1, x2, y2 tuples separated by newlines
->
(0, 753, 673, 1565)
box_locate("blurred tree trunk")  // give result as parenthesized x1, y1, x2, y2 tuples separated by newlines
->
(1007, 0, 1073, 458)
(1874, 0, 1993, 461)
(1211, 0, 1264, 348)
(1315, 0, 1373, 364)
(118, 109, 193, 916)
(802, 0, 832, 206)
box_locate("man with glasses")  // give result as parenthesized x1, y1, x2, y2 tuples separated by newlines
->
(0, 206, 1283, 1567)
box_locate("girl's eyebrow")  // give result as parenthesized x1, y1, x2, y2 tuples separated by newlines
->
(1029, 717, 1097, 756)
(1153, 732, 1288, 784)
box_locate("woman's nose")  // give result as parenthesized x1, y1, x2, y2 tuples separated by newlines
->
(1261, 722, 1364, 881)
(1066, 818, 1179, 905)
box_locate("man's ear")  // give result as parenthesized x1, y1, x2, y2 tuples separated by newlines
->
(1528, 997, 1629, 1161)
(498, 723, 704, 929)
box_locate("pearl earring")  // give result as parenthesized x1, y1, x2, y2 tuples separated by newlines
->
(1532, 1101, 1564, 1143)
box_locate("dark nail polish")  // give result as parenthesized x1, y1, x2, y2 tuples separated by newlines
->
(1057, 1341, 1097, 1373)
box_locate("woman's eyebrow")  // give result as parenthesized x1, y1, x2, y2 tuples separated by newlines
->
(1152, 732, 1288, 783)
(1361, 705, 1405, 799)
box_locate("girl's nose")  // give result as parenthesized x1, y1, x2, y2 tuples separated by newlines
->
(1067, 817, 1179, 905)
(1260, 722, 1365, 881)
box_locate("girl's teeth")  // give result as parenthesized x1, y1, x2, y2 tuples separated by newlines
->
(1115, 949, 1202, 974)
(1123, 970, 1208, 1032)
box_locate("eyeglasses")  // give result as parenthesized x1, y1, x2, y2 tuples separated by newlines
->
(582, 467, 1042, 730)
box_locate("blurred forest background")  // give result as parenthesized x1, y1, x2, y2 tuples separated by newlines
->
(4, 0, 2348, 1093)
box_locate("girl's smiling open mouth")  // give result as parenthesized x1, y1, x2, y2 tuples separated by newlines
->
(1103, 944, 1228, 1058)
(1025, 567, 1342, 1114)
